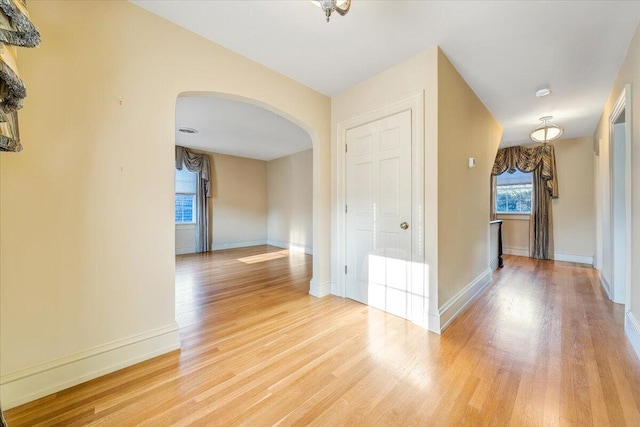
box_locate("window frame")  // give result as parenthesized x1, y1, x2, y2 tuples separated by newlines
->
(175, 168, 198, 224)
(495, 174, 533, 216)
(175, 193, 196, 224)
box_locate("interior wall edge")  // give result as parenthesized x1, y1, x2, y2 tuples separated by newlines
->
(625, 311, 640, 360)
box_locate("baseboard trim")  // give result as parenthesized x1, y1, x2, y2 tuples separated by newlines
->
(625, 311, 640, 361)
(504, 247, 529, 257)
(211, 240, 267, 251)
(427, 309, 442, 335)
(554, 253, 593, 265)
(438, 269, 493, 333)
(503, 248, 594, 266)
(330, 282, 342, 297)
(0, 323, 181, 410)
(309, 280, 331, 298)
(267, 239, 313, 255)
(600, 273, 612, 299)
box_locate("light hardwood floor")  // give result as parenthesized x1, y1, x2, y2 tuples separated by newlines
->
(5, 247, 640, 426)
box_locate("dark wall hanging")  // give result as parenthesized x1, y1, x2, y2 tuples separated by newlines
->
(0, 0, 40, 152)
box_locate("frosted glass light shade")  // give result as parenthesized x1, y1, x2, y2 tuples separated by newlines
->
(529, 116, 563, 143)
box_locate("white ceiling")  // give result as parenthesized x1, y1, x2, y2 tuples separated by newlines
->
(175, 96, 311, 161)
(134, 0, 640, 147)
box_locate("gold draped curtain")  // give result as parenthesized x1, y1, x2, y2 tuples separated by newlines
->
(491, 144, 559, 260)
(492, 144, 558, 198)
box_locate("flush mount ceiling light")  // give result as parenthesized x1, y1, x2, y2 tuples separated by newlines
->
(311, 0, 351, 22)
(535, 87, 551, 97)
(178, 127, 198, 134)
(529, 116, 563, 143)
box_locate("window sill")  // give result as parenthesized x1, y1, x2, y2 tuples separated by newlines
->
(176, 223, 196, 228)
(496, 213, 530, 221)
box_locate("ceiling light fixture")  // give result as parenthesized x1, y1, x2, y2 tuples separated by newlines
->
(178, 127, 198, 134)
(529, 116, 563, 143)
(311, 0, 351, 22)
(535, 87, 551, 97)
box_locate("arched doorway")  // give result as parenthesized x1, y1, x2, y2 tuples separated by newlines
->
(172, 92, 323, 315)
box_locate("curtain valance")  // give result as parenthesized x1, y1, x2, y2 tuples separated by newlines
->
(175, 146, 211, 197)
(0, 0, 40, 47)
(0, 0, 40, 153)
(491, 144, 558, 198)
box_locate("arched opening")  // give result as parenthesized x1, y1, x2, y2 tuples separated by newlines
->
(172, 91, 320, 325)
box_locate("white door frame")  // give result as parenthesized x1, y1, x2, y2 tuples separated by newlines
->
(335, 92, 425, 310)
(607, 84, 632, 307)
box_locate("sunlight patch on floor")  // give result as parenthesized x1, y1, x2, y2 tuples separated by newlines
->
(238, 250, 290, 264)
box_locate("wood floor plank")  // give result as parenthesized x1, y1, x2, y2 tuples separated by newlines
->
(5, 249, 640, 426)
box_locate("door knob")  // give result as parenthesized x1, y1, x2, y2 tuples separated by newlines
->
(400, 222, 409, 230)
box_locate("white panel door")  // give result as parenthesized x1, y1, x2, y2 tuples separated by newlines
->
(345, 109, 412, 319)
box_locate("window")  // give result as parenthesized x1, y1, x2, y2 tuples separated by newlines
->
(175, 168, 197, 223)
(495, 170, 532, 214)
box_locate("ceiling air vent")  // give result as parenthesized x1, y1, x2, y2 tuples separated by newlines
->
(178, 127, 198, 134)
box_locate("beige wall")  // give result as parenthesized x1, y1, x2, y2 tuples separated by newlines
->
(177, 150, 310, 253)
(552, 137, 596, 260)
(500, 136, 596, 263)
(0, 0, 330, 408)
(593, 24, 640, 325)
(211, 153, 268, 249)
(436, 50, 503, 305)
(500, 218, 530, 255)
(267, 149, 313, 253)
(438, 51, 502, 307)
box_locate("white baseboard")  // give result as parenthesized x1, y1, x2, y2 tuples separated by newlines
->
(438, 269, 493, 333)
(427, 309, 442, 334)
(211, 240, 267, 251)
(267, 239, 313, 255)
(625, 312, 640, 361)
(503, 248, 594, 266)
(0, 323, 181, 410)
(600, 273, 612, 299)
(504, 247, 529, 257)
(330, 282, 342, 297)
(554, 253, 593, 265)
(309, 280, 331, 298)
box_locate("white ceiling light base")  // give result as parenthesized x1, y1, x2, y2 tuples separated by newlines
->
(311, 0, 351, 22)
